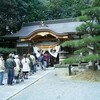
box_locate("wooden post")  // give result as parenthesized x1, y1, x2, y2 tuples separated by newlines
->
(68, 64, 71, 75)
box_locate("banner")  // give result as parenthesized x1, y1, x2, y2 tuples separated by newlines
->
(48, 45, 60, 58)
(33, 45, 60, 58)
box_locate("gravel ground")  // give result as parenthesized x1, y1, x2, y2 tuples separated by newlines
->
(9, 68, 100, 100)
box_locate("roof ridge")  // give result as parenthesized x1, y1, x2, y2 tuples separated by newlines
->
(23, 18, 77, 27)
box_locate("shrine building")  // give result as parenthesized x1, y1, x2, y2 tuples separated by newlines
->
(1, 18, 84, 64)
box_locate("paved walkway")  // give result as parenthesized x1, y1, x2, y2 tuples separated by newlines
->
(6, 68, 100, 100)
(0, 67, 54, 100)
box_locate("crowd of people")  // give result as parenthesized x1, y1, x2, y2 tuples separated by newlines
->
(0, 52, 50, 86)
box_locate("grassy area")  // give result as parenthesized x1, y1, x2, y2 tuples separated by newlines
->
(54, 68, 100, 82)
(72, 70, 100, 82)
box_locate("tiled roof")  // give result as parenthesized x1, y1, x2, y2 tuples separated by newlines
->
(4, 19, 83, 38)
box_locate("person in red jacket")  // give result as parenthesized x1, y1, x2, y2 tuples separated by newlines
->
(43, 53, 49, 68)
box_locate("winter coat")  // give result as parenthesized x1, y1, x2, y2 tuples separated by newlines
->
(30, 55, 36, 65)
(6, 58, 16, 69)
(0, 58, 5, 72)
(14, 58, 21, 76)
(44, 54, 49, 61)
(21, 58, 30, 72)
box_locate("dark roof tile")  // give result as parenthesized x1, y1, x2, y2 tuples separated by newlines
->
(3, 19, 83, 38)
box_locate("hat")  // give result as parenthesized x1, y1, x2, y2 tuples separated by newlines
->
(15, 55, 19, 58)
(23, 54, 26, 57)
(9, 53, 12, 57)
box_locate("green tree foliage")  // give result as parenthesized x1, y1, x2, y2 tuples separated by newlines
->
(0, 47, 16, 53)
(0, 0, 49, 35)
(0, 0, 91, 36)
(62, 56, 80, 64)
(62, 36, 100, 70)
(71, 0, 89, 17)
(47, 0, 63, 19)
(0, 0, 28, 35)
(92, 0, 100, 6)
(25, 0, 47, 21)
(44, 0, 89, 19)
(62, 0, 100, 71)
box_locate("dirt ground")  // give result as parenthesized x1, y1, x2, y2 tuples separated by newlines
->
(54, 68, 100, 82)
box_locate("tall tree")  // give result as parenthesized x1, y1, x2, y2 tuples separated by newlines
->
(25, 0, 47, 21)
(46, 0, 63, 19)
(0, 0, 93, 36)
(0, 0, 28, 35)
(62, 0, 100, 71)
(71, 0, 90, 17)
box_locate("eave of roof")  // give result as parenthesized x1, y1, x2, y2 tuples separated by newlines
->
(2, 19, 83, 38)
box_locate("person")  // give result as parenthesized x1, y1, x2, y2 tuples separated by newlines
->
(43, 53, 49, 68)
(38, 53, 44, 69)
(21, 54, 30, 79)
(14, 55, 21, 83)
(50, 54, 54, 67)
(27, 53, 33, 75)
(0, 55, 5, 85)
(30, 53, 36, 73)
(33, 53, 38, 72)
(38, 53, 45, 70)
(6, 54, 16, 85)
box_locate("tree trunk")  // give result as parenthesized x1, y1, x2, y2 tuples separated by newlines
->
(91, 61, 98, 71)
(68, 64, 72, 75)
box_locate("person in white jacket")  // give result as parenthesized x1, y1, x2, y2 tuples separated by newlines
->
(21, 54, 30, 79)
(0, 55, 5, 85)
(14, 55, 21, 83)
